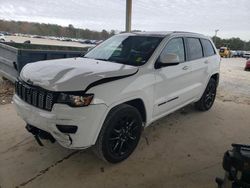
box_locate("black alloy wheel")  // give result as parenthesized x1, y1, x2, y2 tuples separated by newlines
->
(195, 78, 217, 111)
(204, 81, 216, 109)
(107, 115, 140, 157)
(94, 104, 142, 163)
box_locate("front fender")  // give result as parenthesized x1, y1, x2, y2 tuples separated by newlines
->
(88, 70, 155, 125)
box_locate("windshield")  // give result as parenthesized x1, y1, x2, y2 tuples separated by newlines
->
(84, 34, 163, 66)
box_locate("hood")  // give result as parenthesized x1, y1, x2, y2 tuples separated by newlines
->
(20, 57, 138, 91)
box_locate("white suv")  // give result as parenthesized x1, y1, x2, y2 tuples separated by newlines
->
(14, 31, 220, 163)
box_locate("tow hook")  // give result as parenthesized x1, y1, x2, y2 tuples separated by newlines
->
(26, 124, 55, 146)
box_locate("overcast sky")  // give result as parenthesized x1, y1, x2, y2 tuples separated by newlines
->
(0, 0, 249, 40)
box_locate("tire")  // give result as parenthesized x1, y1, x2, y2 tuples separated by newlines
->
(195, 78, 217, 111)
(94, 104, 143, 163)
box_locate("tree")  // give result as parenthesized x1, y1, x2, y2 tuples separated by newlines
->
(68, 24, 74, 29)
(211, 36, 249, 50)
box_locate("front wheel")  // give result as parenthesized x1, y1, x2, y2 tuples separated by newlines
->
(195, 78, 217, 111)
(94, 104, 143, 163)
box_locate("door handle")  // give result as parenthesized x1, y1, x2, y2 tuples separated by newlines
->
(204, 60, 209, 64)
(182, 66, 189, 70)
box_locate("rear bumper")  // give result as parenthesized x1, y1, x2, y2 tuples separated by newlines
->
(13, 94, 108, 149)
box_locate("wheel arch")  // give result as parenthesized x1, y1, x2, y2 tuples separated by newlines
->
(211, 73, 220, 87)
(105, 98, 147, 124)
(92, 98, 147, 146)
(124, 98, 147, 124)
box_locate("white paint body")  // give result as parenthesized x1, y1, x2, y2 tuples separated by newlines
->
(13, 32, 220, 149)
(0, 34, 5, 41)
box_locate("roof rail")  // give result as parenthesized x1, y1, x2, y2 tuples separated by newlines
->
(173, 31, 199, 34)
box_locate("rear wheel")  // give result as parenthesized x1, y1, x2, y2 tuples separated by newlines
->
(195, 78, 217, 111)
(94, 104, 143, 163)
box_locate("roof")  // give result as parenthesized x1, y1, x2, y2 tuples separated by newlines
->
(128, 31, 206, 38)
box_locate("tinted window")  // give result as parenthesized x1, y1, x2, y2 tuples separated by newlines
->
(160, 38, 185, 62)
(201, 39, 215, 57)
(187, 38, 203, 60)
(85, 35, 163, 66)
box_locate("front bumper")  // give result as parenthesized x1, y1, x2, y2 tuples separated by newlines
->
(13, 94, 108, 149)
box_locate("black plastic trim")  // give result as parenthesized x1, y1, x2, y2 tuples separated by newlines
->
(84, 69, 139, 92)
(167, 96, 179, 102)
(56, 125, 78, 134)
(158, 96, 179, 106)
(26, 124, 55, 146)
(158, 101, 167, 106)
(155, 62, 180, 69)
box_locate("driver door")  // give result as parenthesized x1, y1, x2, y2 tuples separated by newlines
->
(153, 37, 194, 119)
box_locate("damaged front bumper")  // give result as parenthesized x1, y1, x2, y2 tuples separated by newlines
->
(13, 94, 108, 149)
(26, 124, 56, 146)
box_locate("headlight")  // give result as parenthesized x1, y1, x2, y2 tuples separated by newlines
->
(57, 93, 94, 107)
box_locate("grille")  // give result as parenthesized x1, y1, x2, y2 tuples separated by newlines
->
(15, 80, 56, 111)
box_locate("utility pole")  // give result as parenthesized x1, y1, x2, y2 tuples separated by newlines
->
(214, 29, 219, 48)
(126, 0, 132, 32)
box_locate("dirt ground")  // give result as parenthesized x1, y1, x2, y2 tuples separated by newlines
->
(0, 78, 14, 105)
(0, 58, 250, 188)
(5, 36, 92, 48)
(217, 58, 250, 105)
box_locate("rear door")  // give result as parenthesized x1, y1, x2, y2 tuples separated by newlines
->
(199, 38, 218, 93)
(184, 37, 209, 99)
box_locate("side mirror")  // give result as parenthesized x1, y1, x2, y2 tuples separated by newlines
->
(155, 53, 180, 69)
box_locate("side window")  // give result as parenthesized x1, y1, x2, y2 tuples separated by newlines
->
(160, 38, 185, 62)
(201, 39, 216, 57)
(186, 38, 203, 60)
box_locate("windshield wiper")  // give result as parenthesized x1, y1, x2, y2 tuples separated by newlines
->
(93, 58, 109, 61)
(84, 57, 122, 64)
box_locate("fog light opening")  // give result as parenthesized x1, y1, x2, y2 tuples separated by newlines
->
(56, 125, 78, 134)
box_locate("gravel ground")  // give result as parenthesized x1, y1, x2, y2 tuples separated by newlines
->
(0, 77, 14, 105)
(217, 58, 250, 105)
